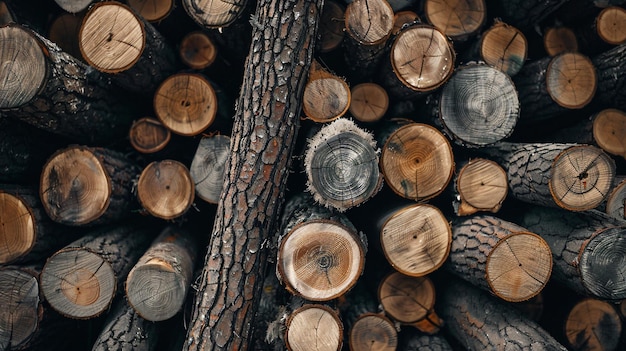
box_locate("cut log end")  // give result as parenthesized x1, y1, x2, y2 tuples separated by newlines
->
(0, 267, 40, 350)
(392, 11, 419, 35)
(55, 0, 93, 13)
(592, 108, 626, 159)
(126, 263, 187, 321)
(380, 123, 454, 201)
(278, 220, 365, 301)
(128, 0, 174, 22)
(181, 0, 247, 28)
(486, 232, 552, 302)
(79, 2, 146, 73)
(605, 178, 626, 221)
(40, 146, 111, 226)
(303, 64, 351, 123)
(48, 12, 84, 61)
(579, 227, 626, 300)
(179, 31, 217, 70)
(565, 298, 622, 351)
(41, 248, 115, 319)
(550, 145, 615, 211)
(344, 0, 393, 45)
(596, 6, 626, 45)
(480, 21, 527, 76)
(348, 83, 389, 123)
(424, 0, 486, 40)
(391, 24, 455, 92)
(0, 24, 46, 109)
(0, 192, 35, 264)
(543, 26, 578, 57)
(190, 135, 230, 204)
(546, 52, 597, 110)
(349, 313, 398, 351)
(317, 1, 345, 53)
(137, 160, 195, 220)
(380, 203, 451, 277)
(154, 73, 218, 136)
(285, 304, 343, 351)
(456, 158, 508, 215)
(129, 117, 171, 154)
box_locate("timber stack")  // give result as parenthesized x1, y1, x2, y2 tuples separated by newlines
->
(2, 0, 626, 350)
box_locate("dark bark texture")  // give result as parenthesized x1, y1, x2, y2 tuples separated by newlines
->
(91, 298, 158, 351)
(593, 43, 626, 110)
(497, 0, 569, 29)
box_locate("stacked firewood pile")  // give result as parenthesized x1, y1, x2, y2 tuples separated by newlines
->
(1, 0, 626, 350)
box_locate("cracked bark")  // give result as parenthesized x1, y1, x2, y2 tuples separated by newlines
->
(92, 298, 158, 351)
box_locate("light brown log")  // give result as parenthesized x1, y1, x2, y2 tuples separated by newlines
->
(392, 10, 419, 35)
(189, 134, 230, 204)
(564, 298, 622, 351)
(302, 61, 351, 123)
(592, 108, 626, 159)
(40, 224, 153, 319)
(47, 12, 84, 62)
(137, 160, 195, 220)
(478, 20, 527, 76)
(0, 266, 41, 350)
(544, 26, 579, 56)
(423, 0, 486, 41)
(179, 31, 217, 70)
(378, 272, 442, 334)
(596, 6, 626, 45)
(453, 158, 508, 216)
(154, 72, 218, 136)
(129, 117, 171, 154)
(605, 177, 626, 221)
(378, 203, 451, 277)
(126, 226, 198, 321)
(317, 1, 344, 53)
(127, 0, 174, 22)
(92, 298, 158, 351)
(348, 83, 388, 123)
(305, 118, 382, 212)
(446, 215, 553, 302)
(284, 304, 343, 351)
(377, 119, 454, 202)
(40, 145, 141, 226)
(181, 0, 247, 28)
(620, 300, 626, 318)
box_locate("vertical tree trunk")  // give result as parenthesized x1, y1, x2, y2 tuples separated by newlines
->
(91, 298, 158, 351)
(182, 0, 322, 348)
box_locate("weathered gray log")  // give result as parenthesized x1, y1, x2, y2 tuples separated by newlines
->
(181, 0, 248, 28)
(190, 134, 230, 204)
(0, 265, 42, 350)
(55, 0, 94, 13)
(91, 298, 158, 351)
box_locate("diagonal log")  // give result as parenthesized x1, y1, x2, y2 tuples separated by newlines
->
(182, 0, 323, 348)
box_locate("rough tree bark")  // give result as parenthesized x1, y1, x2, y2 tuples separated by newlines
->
(182, 0, 323, 348)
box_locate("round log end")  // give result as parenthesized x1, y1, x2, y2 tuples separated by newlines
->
(318, 1, 345, 53)
(486, 232, 552, 302)
(380, 123, 454, 201)
(128, 0, 174, 22)
(550, 145, 615, 211)
(440, 64, 520, 146)
(344, 0, 393, 45)
(48, 12, 84, 61)
(179, 31, 217, 70)
(391, 24, 455, 92)
(380, 203, 451, 277)
(592, 108, 626, 158)
(79, 2, 146, 73)
(285, 304, 343, 351)
(154, 73, 218, 136)
(565, 298, 622, 351)
(579, 227, 626, 300)
(190, 135, 230, 204)
(543, 26, 578, 57)
(546, 52, 597, 110)
(137, 160, 195, 220)
(40, 146, 111, 226)
(378, 273, 439, 332)
(605, 178, 626, 221)
(41, 248, 116, 319)
(129, 117, 171, 153)
(0, 192, 35, 264)
(181, 0, 245, 28)
(0, 25, 46, 109)
(0, 268, 40, 350)
(348, 83, 389, 123)
(392, 11, 419, 35)
(302, 76, 351, 123)
(596, 6, 626, 45)
(480, 21, 527, 76)
(457, 158, 508, 215)
(349, 313, 398, 351)
(424, 0, 486, 40)
(278, 220, 365, 301)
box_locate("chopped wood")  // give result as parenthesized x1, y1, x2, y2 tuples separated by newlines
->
(544, 26, 579, 57)
(564, 298, 622, 351)
(348, 83, 389, 123)
(592, 108, 626, 159)
(189, 134, 230, 204)
(129, 117, 172, 154)
(91, 298, 158, 351)
(179, 31, 217, 70)
(399, 333, 453, 351)
(453, 158, 508, 215)
(348, 313, 397, 351)
(477, 20, 527, 76)
(302, 61, 350, 123)
(423, 0, 486, 41)
(605, 177, 626, 221)
(392, 10, 419, 35)
(0, 266, 41, 350)
(181, 0, 247, 28)
(137, 160, 195, 220)
(595, 6, 626, 45)
(127, 0, 174, 22)
(593, 43, 626, 110)
(284, 304, 343, 351)
(317, 1, 344, 53)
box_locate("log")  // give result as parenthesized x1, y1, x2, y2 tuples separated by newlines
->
(251, 272, 289, 351)
(378, 272, 442, 334)
(128, 117, 171, 154)
(304, 118, 382, 212)
(495, 0, 569, 30)
(183, 0, 322, 346)
(543, 26, 578, 57)
(39, 145, 141, 226)
(284, 304, 343, 351)
(592, 43, 626, 110)
(422, 0, 487, 41)
(277, 192, 366, 301)
(438, 276, 568, 350)
(564, 298, 622, 351)
(605, 177, 626, 221)
(189, 134, 230, 204)
(55, 0, 93, 13)
(348, 83, 389, 123)
(136, 160, 195, 220)
(377, 119, 454, 202)
(516, 206, 626, 300)
(0, 24, 135, 144)
(126, 226, 197, 321)
(79, 1, 178, 95)
(479, 142, 616, 211)
(47, 12, 84, 62)
(445, 215, 553, 302)
(452, 158, 508, 216)
(181, 0, 247, 28)
(0, 186, 77, 265)
(465, 20, 527, 76)
(301, 61, 350, 123)
(91, 298, 158, 351)
(0, 266, 41, 350)
(127, 0, 174, 22)
(514, 52, 597, 124)
(399, 332, 453, 351)
(574, 6, 626, 56)
(179, 31, 218, 70)
(153, 72, 218, 136)
(376, 203, 451, 277)
(392, 10, 419, 35)
(316, 1, 345, 53)
(40, 223, 154, 319)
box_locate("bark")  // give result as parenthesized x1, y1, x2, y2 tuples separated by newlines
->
(179, 31, 217, 70)
(592, 43, 626, 110)
(316, 1, 345, 53)
(40, 223, 154, 319)
(189, 135, 230, 204)
(0, 24, 136, 144)
(399, 333, 453, 351)
(136, 160, 195, 220)
(563, 298, 622, 351)
(348, 83, 389, 123)
(91, 298, 158, 351)
(445, 215, 553, 302)
(79, 1, 178, 95)
(128, 117, 171, 154)
(422, 0, 487, 41)
(496, 0, 569, 29)
(452, 158, 508, 216)
(438, 277, 568, 350)
(605, 177, 626, 221)
(574, 6, 626, 56)
(301, 61, 350, 123)
(182, 0, 322, 347)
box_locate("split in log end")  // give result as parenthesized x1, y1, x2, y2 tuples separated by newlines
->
(456, 158, 508, 215)
(129, 117, 171, 154)
(592, 108, 626, 159)
(348, 83, 388, 123)
(302, 62, 351, 123)
(546, 52, 597, 110)
(349, 313, 397, 351)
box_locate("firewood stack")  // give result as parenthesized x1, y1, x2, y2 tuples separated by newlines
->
(1, 0, 626, 350)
